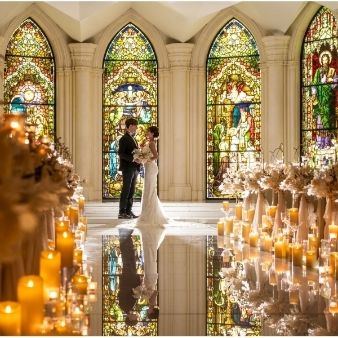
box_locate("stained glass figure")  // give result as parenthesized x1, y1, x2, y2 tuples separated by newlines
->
(103, 23, 158, 200)
(206, 19, 261, 199)
(301, 7, 338, 167)
(102, 234, 158, 336)
(4, 18, 55, 140)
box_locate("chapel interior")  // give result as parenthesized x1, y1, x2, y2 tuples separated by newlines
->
(1, 0, 338, 336)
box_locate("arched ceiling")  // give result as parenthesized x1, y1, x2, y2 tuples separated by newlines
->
(0, 1, 337, 42)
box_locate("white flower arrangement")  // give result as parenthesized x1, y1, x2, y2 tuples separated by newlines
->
(219, 168, 246, 197)
(132, 145, 152, 164)
(243, 164, 265, 194)
(259, 161, 286, 192)
(308, 163, 338, 198)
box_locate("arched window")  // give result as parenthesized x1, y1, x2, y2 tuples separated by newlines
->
(301, 7, 338, 166)
(4, 18, 56, 140)
(102, 23, 158, 200)
(206, 18, 261, 199)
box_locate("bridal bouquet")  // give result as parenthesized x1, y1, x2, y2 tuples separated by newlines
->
(132, 146, 152, 164)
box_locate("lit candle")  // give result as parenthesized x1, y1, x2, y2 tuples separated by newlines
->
(249, 231, 259, 247)
(0, 301, 21, 335)
(292, 243, 303, 266)
(308, 234, 319, 253)
(329, 299, 338, 315)
(328, 224, 338, 238)
(241, 222, 251, 244)
(247, 208, 255, 223)
(55, 219, 70, 245)
(72, 275, 88, 295)
(225, 218, 233, 235)
(217, 221, 224, 236)
(56, 231, 74, 268)
(274, 238, 286, 258)
(17, 275, 44, 335)
(78, 196, 85, 215)
(39, 250, 61, 302)
(267, 205, 277, 218)
(69, 206, 79, 226)
(288, 208, 299, 224)
(63, 206, 70, 218)
(222, 201, 229, 211)
(264, 235, 273, 252)
(74, 248, 83, 266)
(235, 204, 242, 221)
(306, 250, 317, 269)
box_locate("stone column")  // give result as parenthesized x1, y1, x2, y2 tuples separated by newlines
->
(166, 43, 194, 201)
(0, 36, 5, 117)
(262, 36, 290, 162)
(69, 43, 98, 200)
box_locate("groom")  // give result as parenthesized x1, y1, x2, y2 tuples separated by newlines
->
(118, 117, 141, 219)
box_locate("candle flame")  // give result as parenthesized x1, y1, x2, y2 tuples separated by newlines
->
(4, 305, 13, 314)
(10, 121, 19, 129)
(27, 280, 34, 288)
(62, 231, 69, 238)
(47, 252, 54, 259)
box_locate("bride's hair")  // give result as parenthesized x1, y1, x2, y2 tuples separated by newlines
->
(148, 126, 159, 138)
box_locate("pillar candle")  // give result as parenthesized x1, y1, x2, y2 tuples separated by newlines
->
(217, 221, 224, 236)
(63, 206, 70, 218)
(78, 196, 85, 215)
(249, 231, 259, 247)
(247, 208, 255, 223)
(329, 224, 338, 238)
(79, 216, 88, 239)
(306, 250, 317, 269)
(235, 204, 242, 221)
(274, 238, 286, 258)
(69, 206, 79, 226)
(17, 275, 44, 335)
(0, 302, 21, 335)
(288, 208, 299, 224)
(39, 250, 61, 302)
(292, 243, 303, 266)
(222, 201, 229, 211)
(56, 231, 74, 268)
(264, 235, 273, 252)
(242, 222, 250, 243)
(72, 275, 88, 295)
(74, 249, 83, 266)
(225, 218, 233, 235)
(267, 205, 277, 218)
(308, 234, 319, 254)
(55, 219, 70, 245)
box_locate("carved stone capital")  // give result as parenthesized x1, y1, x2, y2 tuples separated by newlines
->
(166, 43, 194, 68)
(262, 35, 290, 62)
(69, 43, 97, 68)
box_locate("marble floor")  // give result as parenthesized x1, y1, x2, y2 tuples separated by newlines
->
(84, 201, 223, 336)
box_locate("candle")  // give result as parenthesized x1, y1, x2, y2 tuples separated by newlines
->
(74, 248, 83, 266)
(241, 222, 250, 243)
(329, 300, 338, 315)
(17, 275, 44, 335)
(274, 238, 286, 258)
(288, 208, 299, 224)
(329, 224, 338, 238)
(308, 234, 319, 254)
(235, 204, 242, 221)
(264, 235, 273, 252)
(249, 231, 259, 247)
(225, 218, 233, 235)
(72, 275, 88, 295)
(56, 231, 74, 268)
(247, 208, 255, 223)
(78, 196, 85, 215)
(69, 206, 79, 226)
(39, 250, 61, 302)
(217, 221, 224, 236)
(292, 243, 303, 266)
(63, 206, 70, 218)
(0, 302, 21, 335)
(275, 259, 288, 273)
(222, 201, 229, 211)
(306, 250, 317, 269)
(55, 219, 70, 245)
(267, 205, 277, 218)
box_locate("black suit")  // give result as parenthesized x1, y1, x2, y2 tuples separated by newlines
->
(118, 132, 141, 214)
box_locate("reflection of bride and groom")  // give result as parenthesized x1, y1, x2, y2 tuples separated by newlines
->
(117, 117, 167, 325)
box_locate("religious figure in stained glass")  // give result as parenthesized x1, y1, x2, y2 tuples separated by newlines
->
(206, 19, 261, 199)
(4, 18, 55, 140)
(103, 23, 158, 199)
(301, 7, 338, 166)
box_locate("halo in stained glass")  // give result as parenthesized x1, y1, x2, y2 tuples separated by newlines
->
(206, 18, 261, 199)
(4, 18, 55, 140)
(103, 23, 158, 200)
(301, 7, 338, 167)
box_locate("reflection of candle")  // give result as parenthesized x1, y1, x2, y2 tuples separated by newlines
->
(267, 205, 277, 218)
(74, 249, 83, 266)
(329, 300, 338, 315)
(247, 208, 255, 223)
(289, 286, 299, 305)
(292, 243, 303, 266)
(17, 275, 44, 335)
(225, 218, 233, 235)
(217, 221, 224, 236)
(72, 275, 88, 295)
(308, 234, 319, 254)
(56, 231, 74, 268)
(275, 259, 288, 273)
(235, 204, 242, 220)
(249, 231, 259, 247)
(264, 235, 272, 252)
(217, 236, 224, 249)
(39, 250, 61, 302)
(306, 250, 317, 269)
(222, 201, 229, 211)
(63, 206, 70, 218)
(0, 302, 21, 335)
(288, 208, 299, 224)
(242, 223, 250, 243)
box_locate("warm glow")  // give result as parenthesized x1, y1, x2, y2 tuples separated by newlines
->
(4, 305, 13, 314)
(10, 121, 19, 129)
(27, 280, 34, 288)
(47, 253, 54, 259)
(48, 290, 58, 300)
(62, 231, 69, 238)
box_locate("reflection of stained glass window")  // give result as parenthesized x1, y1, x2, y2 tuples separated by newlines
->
(301, 7, 338, 167)
(206, 19, 261, 199)
(102, 235, 158, 336)
(4, 18, 55, 140)
(206, 236, 261, 336)
(103, 23, 158, 200)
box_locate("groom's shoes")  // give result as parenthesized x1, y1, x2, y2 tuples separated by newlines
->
(127, 211, 139, 219)
(118, 213, 132, 219)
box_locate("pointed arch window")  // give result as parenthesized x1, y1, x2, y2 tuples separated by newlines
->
(4, 18, 56, 140)
(301, 7, 338, 166)
(102, 23, 158, 200)
(206, 18, 261, 199)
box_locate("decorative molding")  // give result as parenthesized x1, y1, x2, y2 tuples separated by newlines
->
(166, 43, 194, 68)
(69, 43, 97, 68)
(262, 35, 291, 62)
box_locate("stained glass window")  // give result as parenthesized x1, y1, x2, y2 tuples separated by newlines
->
(301, 7, 338, 167)
(102, 234, 158, 336)
(206, 19, 261, 199)
(4, 18, 55, 140)
(103, 23, 158, 199)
